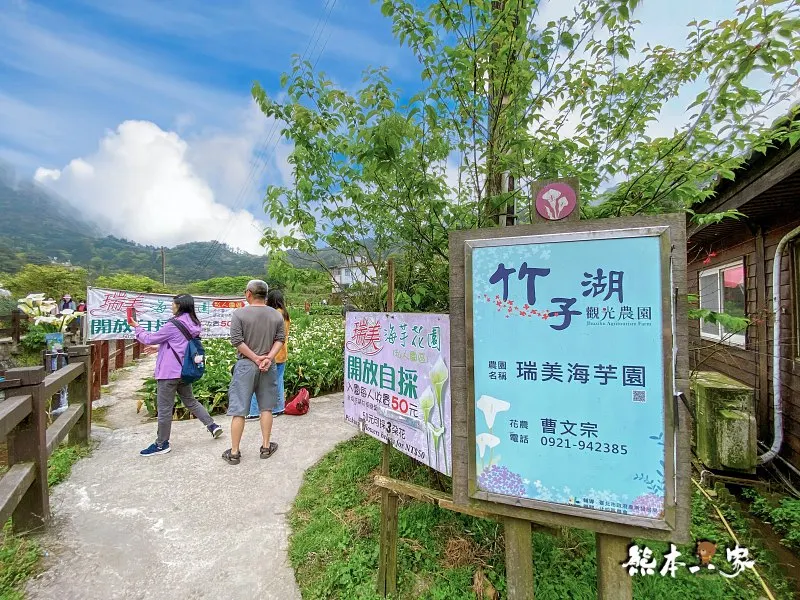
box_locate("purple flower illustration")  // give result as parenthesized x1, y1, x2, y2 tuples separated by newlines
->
(631, 493, 664, 518)
(478, 465, 526, 497)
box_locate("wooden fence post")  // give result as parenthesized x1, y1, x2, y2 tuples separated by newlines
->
(504, 517, 534, 600)
(377, 258, 399, 598)
(377, 447, 399, 598)
(596, 533, 632, 600)
(4, 366, 49, 533)
(67, 346, 92, 446)
(114, 339, 125, 370)
(133, 341, 141, 360)
(90, 342, 101, 402)
(11, 309, 22, 343)
(100, 341, 109, 385)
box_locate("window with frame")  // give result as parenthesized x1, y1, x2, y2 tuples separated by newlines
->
(699, 260, 747, 346)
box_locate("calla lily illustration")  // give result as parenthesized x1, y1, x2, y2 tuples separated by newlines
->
(477, 395, 510, 430)
(429, 357, 449, 396)
(542, 188, 561, 203)
(428, 356, 449, 463)
(419, 387, 435, 464)
(542, 188, 570, 219)
(419, 387, 435, 423)
(476, 432, 500, 459)
(428, 422, 446, 471)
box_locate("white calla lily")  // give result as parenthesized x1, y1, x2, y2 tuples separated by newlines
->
(476, 432, 500, 459)
(477, 395, 511, 429)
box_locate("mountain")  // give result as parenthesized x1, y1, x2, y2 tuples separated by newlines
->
(0, 170, 268, 283)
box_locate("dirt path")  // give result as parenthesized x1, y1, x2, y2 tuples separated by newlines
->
(92, 355, 155, 430)
(26, 359, 355, 600)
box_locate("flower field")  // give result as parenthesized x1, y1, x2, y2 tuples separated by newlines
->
(139, 315, 344, 418)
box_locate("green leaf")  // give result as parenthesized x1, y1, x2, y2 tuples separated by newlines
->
(381, 1, 394, 17)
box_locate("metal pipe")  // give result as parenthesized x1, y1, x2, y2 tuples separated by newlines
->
(758, 440, 800, 479)
(758, 224, 800, 464)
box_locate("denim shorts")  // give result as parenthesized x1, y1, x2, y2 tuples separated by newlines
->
(228, 359, 278, 416)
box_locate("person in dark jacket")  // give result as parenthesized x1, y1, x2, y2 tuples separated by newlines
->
(58, 294, 76, 314)
(130, 294, 223, 456)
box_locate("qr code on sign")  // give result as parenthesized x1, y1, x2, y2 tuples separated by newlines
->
(632, 390, 647, 403)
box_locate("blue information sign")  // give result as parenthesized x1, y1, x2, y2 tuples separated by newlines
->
(469, 231, 670, 520)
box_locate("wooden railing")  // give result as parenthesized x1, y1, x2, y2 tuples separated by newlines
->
(0, 309, 25, 343)
(89, 340, 140, 401)
(0, 346, 90, 532)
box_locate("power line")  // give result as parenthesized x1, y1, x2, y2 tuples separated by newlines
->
(192, 0, 338, 278)
(190, 3, 336, 277)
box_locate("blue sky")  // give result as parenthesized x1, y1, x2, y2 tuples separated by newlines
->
(0, 0, 743, 253)
(0, 0, 415, 171)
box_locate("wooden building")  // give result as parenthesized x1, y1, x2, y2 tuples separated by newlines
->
(687, 126, 800, 470)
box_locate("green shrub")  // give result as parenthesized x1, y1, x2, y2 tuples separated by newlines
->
(743, 488, 800, 553)
(139, 315, 344, 417)
(0, 296, 16, 315)
(20, 324, 47, 353)
(310, 304, 342, 316)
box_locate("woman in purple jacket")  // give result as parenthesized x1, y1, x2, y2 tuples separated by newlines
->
(131, 294, 223, 456)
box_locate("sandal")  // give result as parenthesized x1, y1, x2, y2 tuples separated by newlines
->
(222, 449, 241, 464)
(260, 442, 278, 459)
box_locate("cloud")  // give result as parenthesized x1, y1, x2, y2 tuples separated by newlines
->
(34, 120, 270, 255)
(184, 100, 293, 214)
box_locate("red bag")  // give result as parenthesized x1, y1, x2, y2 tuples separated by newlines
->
(285, 388, 310, 416)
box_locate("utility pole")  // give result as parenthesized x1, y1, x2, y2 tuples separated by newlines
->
(161, 247, 166, 285)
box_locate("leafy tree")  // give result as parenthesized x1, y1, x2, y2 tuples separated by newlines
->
(6, 265, 88, 300)
(94, 273, 172, 294)
(267, 252, 329, 291)
(254, 0, 800, 310)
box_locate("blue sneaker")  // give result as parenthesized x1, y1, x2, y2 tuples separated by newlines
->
(140, 441, 171, 456)
(208, 424, 223, 439)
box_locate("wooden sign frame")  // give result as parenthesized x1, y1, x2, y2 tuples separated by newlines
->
(448, 214, 691, 543)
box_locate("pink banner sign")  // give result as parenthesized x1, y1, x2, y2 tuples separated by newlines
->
(344, 312, 451, 475)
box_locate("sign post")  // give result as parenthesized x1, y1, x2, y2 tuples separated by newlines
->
(377, 259, 398, 597)
(343, 261, 456, 596)
(449, 214, 690, 599)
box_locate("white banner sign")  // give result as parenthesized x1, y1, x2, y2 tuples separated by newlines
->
(86, 287, 246, 341)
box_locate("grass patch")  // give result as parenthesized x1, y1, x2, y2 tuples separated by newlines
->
(0, 442, 93, 599)
(92, 405, 110, 428)
(47, 443, 93, 487)
(742, 487, 800, 553)
(0, 521, 40, 600)
(289, 436, 794, 600)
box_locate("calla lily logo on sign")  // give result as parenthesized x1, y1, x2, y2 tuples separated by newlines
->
(535, 183, 577, 220)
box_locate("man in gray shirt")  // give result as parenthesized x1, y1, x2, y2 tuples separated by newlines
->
(222, 279, 285, 464)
